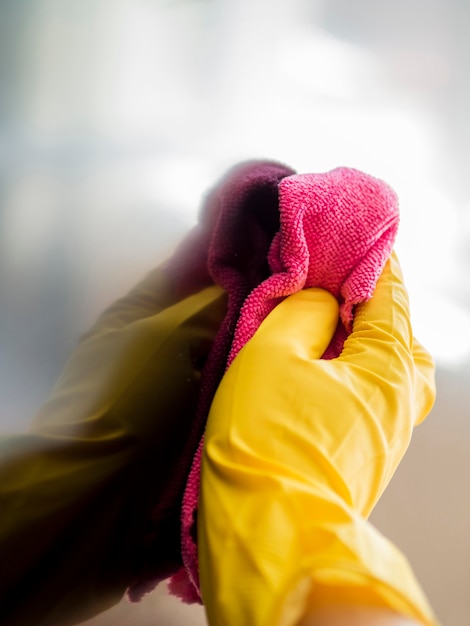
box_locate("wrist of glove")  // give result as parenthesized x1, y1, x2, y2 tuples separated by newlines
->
(198, 252, 438, 626)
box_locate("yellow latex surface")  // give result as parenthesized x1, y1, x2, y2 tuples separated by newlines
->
(199, 253, 437, 626)
(0, 265, 227, 626)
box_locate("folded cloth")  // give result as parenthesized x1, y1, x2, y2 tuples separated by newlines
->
(229, 167, 399, 364)
(128, 160, 295, 603)
(128, 160, 399, 604)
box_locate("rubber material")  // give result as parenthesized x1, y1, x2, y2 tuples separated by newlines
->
(199, 253, 437, 626)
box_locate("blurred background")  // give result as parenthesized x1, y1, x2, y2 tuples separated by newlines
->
(0, 0, 469, 624)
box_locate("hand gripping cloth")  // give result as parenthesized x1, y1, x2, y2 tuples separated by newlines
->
(145, 160, 399, 604)
(198, 254, 437, 626)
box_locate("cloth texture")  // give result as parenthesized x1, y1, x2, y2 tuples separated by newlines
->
(155, 160, 400, 602)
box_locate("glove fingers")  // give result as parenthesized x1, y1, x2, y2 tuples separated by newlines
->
(33, 285, 227, 438)
(83, 257, 212, 339)
(337, 252, 435, 428)
(249, 288, 340, 361)
(338, 252, 414, 374)
(411, 337, 436, 425)
(81, 265, 175, 339)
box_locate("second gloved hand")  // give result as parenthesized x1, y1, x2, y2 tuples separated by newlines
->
(0, 265, 226, 626)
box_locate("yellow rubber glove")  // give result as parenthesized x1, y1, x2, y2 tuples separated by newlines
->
(199, 252, 437, 626)
(0, 265, 226, 626)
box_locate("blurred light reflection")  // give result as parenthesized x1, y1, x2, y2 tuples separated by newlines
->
(1, 2, 470, 623)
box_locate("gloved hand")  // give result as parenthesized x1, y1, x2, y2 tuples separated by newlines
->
(0, 264, 226, 626)
(198, 252, 437, 626)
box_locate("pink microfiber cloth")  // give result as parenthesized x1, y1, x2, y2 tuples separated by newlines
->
(127, 160, 399, 604)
